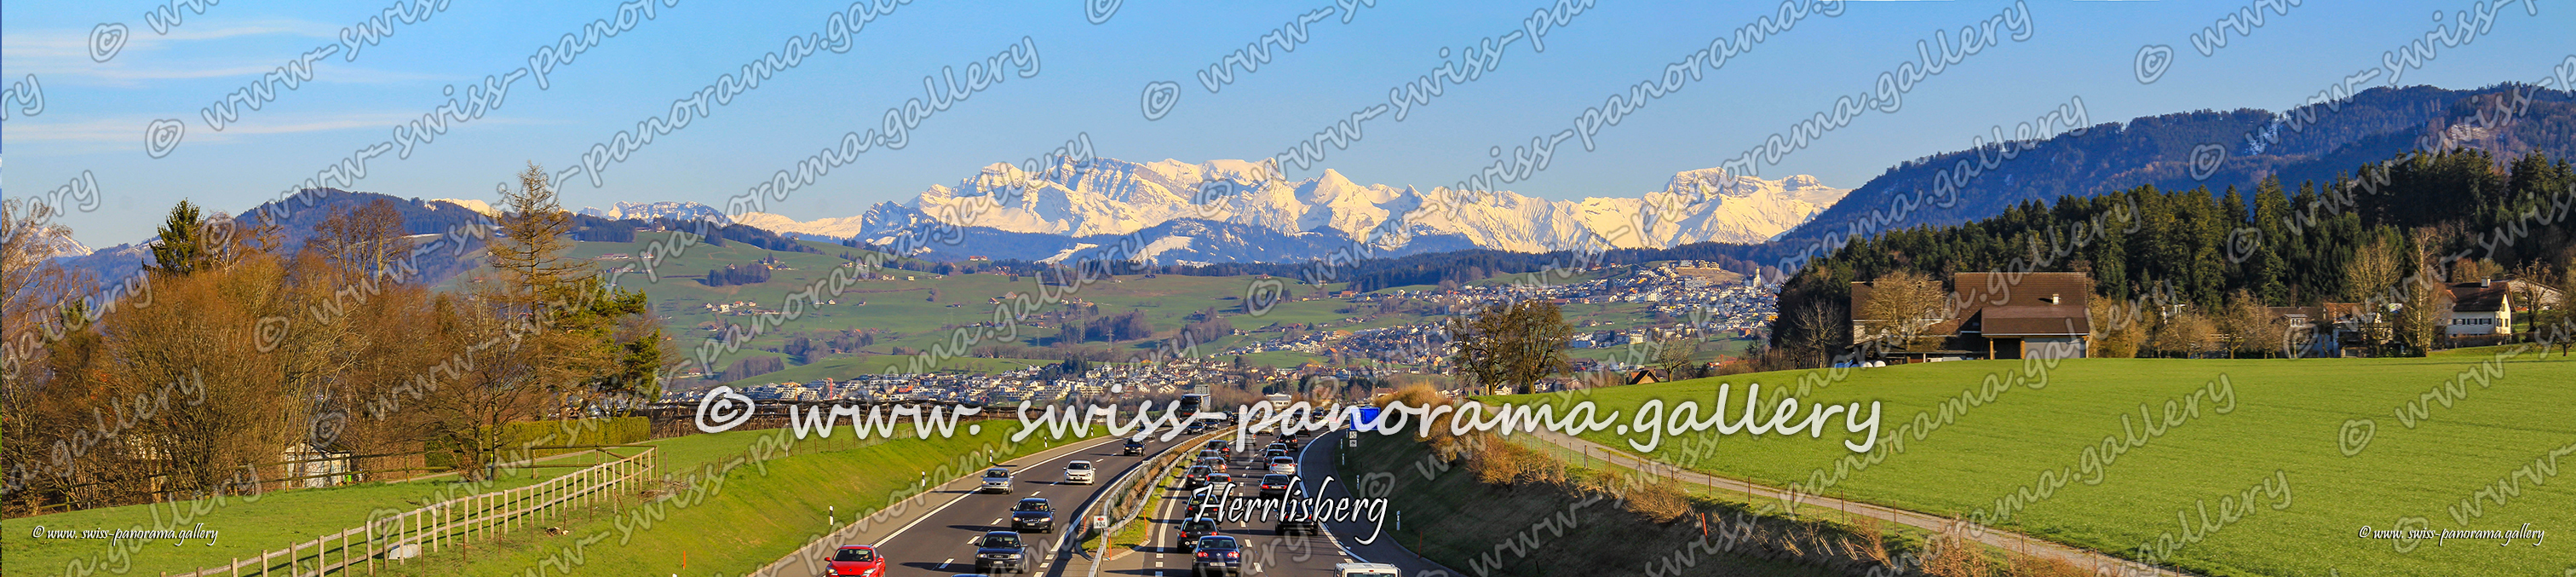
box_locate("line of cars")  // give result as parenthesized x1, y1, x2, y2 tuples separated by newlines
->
(1166, 430, 1402, 576)
(961, 458, 1105, 574)
(824, 454, 1107, 576)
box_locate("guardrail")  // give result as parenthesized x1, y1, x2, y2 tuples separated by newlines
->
(1075, 427, 1229, 577)
(170, 447, 657, 577)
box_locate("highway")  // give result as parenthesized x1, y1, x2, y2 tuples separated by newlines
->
(818, 415, 1453, 577)
(858, 431, 1192, 576)
(1073, 421, 1452, 577)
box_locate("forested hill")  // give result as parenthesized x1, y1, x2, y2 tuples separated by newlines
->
(1757, 84, 2576, 271)
(56, 189, 821, 291)
(1767, 148, 2576, 358)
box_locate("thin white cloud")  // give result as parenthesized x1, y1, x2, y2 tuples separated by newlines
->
(158, 22, 340, 42)
(6, 112, 530, 147)
(1, 20, 355, 87)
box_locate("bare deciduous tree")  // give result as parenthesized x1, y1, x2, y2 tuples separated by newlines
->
(1858, 270, 1946, 352)
(1446, 300, 1571, 395)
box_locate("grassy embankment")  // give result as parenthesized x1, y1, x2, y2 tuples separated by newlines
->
(1486, 353, 2576, 576)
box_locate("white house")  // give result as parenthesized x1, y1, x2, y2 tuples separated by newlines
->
(2447, 280, 2512, 336)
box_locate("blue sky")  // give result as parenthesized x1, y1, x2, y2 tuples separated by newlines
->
(6, 0, 2571, 247)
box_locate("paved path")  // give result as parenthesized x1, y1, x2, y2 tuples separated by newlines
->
(1524, 430, 2192, 577)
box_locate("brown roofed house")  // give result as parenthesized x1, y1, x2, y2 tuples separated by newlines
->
(1850, 272, 2093, 361)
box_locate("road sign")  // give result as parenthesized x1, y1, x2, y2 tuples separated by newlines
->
(1092, 515, 1108, 530)
(1349, 407, 1382, 431)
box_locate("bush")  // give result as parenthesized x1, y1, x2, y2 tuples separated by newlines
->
(426, 418, 650, 468)
(1622, 476, 1693, 523)
(1919, 527, 1998, 577)
(498, 417, 650, 448)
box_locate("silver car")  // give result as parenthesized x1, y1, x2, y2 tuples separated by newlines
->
(980, 467, 1013, 493)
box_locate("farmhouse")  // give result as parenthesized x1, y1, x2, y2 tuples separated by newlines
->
(2446, 280, 2512, 336)
(1850, 272, 2093, 361)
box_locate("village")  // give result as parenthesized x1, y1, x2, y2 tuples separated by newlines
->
(668, 261, 1782, 405)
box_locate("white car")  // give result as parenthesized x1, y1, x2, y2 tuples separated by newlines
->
(980, 467, 1013, 493)
(1337, 563, 1400, 577)
(1062, 460, 1095, 484)
(1268, 456, 1298, 476)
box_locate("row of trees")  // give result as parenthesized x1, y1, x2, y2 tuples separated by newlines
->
(1, 163, 669, 515)
(703, 263, 773, 286)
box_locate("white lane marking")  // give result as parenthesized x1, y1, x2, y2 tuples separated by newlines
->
(940, 557, 953, 568)
(1032, 490, 1042, 496)
(993, 517, 1004, 524)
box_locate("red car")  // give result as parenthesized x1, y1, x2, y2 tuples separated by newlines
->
(823, 545, 884, 577)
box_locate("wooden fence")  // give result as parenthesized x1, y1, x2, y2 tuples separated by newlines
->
(165, 447, 658, 577)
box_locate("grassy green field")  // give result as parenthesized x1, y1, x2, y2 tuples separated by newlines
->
(1, 452, 606, 577)
(3, 421, 1097, 577)
(1483, 352, 2576, 577)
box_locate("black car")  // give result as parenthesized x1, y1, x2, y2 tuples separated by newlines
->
(1124, 439, 1147, 455)
(1010, 498, 1055, 533)
(1176, 516, 1222, 551)
(1206, 439, 1233, 455)
(1185, 421, 1209, 434)
(1192, 535, 1244, 576)
(1257, 474, 1293, 499)
(1182, 465, 1212, 488)
(973, 531, 1032, 574)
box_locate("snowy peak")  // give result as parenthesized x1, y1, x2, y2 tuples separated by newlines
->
(734, 158, 1849, 262)
(430, 199, 499, 217)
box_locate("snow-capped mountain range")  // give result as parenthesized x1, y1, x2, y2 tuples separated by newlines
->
(726, 158, 1847, 264)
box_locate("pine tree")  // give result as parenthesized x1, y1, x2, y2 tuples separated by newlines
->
(150, 200, 208, 275)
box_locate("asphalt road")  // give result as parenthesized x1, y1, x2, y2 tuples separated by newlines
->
(1077, 422, 1454, 577)
(834, 417, 1457, 577)
(859, 431, 1193, 577)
